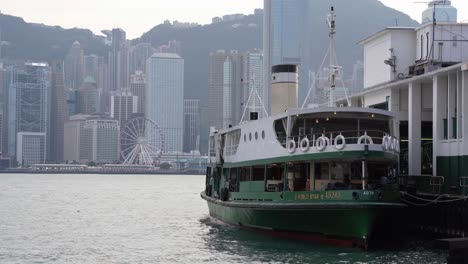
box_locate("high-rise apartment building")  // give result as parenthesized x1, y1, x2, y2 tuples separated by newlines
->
(146, 53, 184, 153)
(184, 99, 200, 152)
(84, 54, 99, 82)
(49, 61, 68, 162)
(77, 76, 100, 115)
(208, 50, 227, 130)
(243, 50, 265, 119)
(209, 50, 263, 129)
(222, 51, 244, 128)
(8, 63, 50, 164)
(130, 43, 153, 75)
(64, 41, 84, 90)
(0, 66, 9, 155)
(130, 72, 146, 115)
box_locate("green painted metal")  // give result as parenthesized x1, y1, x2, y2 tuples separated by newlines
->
(202, 192, 404, 242)
(437, 155, 468, 193)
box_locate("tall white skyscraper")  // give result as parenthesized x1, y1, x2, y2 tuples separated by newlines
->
(243, 50, 265, 119)
(146, 53, 184, 153)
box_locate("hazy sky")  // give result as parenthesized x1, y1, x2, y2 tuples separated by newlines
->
(1, 0, 467, 38)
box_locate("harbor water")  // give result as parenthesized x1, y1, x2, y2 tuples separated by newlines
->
(0, 174, 448, 263)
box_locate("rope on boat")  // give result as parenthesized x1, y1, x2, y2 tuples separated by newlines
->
(400, 191, 467, 206)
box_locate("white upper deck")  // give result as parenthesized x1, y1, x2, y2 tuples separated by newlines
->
(209, 107, 399, 165)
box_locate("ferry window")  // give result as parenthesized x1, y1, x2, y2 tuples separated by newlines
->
(206, 167, 212, 185)
(255, 132, 258, 140)
(331, 162, 350, 180)
(223, 168, 229, 181)
(262, 130, 265, 139)
(252, 166, 265, 181)
(359, 118, 390, 138)
(315, 162, 329, 180)
(249, 133, 252, 141)
(266, 164, 284, 192)
(350, 162, 363, 181)
(244, 134, 246, 142)
(287, 163, 308, 192)
(229, 168, 239, 192)
(240, 167, 251, 182)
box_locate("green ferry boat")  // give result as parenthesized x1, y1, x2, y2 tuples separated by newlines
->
(201, 107, 405, 249)
(202, 7, 405, 249)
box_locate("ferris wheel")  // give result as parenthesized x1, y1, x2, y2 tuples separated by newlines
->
(120, 117, 165, 166)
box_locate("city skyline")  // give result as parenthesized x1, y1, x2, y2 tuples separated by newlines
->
(1, 0, 467, 38)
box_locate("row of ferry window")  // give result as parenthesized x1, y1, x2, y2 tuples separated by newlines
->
(243, 130, 266, 142)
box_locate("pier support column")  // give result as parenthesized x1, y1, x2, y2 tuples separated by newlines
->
(462, 65, 468, 153)
(390, 88, 400, 141)
(433, 75, 448, 176)
(409, 82, 422, 175)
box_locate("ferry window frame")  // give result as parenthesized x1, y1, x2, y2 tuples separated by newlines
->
(229, 168, 239, 192)
(240, 167, 251, 182)
(252, 165, 265, 181)
(314, 162, 330, 180)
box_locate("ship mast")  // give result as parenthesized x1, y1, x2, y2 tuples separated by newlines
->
(301, 6, 350, 108)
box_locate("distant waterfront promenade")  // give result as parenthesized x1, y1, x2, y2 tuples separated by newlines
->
(0, 164, 205, 175)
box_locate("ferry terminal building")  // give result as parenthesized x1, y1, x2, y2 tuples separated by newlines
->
(342, 21, 468, 192)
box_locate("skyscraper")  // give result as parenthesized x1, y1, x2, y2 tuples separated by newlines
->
(77, 76, 100, 115)
(49, 61, 68, 162)
(110, 90, 138, 128)
(109, 28, 129, 91)
(0, 66, 9, 155)
(130, 43, 154, 75)
(243, 50, 265, 119)
(8, 63, 50, 165)
(263, 0, 312, 109)
(130, 72, 146, 115)
(222, 51, 244, 127)
(64, 41, 84, 90)
(84, 54, 99, 82)
(81, 118, 120, 163)
(184, 99, 201, 152)
(146, 53, 184, 153)
(208, 50, 227, 130)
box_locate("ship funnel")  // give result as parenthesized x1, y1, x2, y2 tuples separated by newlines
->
(271, 64, 298, 115)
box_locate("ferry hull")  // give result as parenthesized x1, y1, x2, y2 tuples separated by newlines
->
(202, 193, 404, 248)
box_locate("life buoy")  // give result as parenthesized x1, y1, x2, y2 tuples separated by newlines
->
(300, 137, 310, 152)
(334, 134, 346, 150)
(316, 136, 327, 151)
(287, 139, 296, 153)
(358, 134, 374, 145)
(382, 135, 390, 150)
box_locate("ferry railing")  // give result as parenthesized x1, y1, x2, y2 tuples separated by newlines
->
(399, 175, 445, 195)
(459, 177, 468, 196)
(279, 130, 392, 148)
